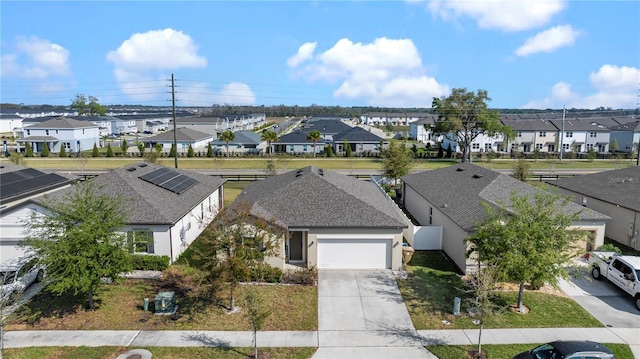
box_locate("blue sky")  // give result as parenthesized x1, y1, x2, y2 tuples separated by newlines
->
(1, 1, 639, 109)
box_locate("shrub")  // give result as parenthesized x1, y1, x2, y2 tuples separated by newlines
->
(281, 266, 317, 285)
(596, 243, 622, 253)
(41, 142, 50, 157)
(106, 144, 114, 157)
(131, 254, 170, 271)
(187, 144, 194, 157)
(92, 143, 100, 157)
(159, 264, 201, 296)
(59, 145, 67, 158)
(250, 263, 283, 283)
(25, 142, 33, 157)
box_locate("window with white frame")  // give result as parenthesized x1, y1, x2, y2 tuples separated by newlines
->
(26, 129, 30, 135)
(484, 143, 492, 151)
(472, 143, 480, 150)
(566, 132, 573, 138)
(589, 132, 597, 137)
(63, 142, 71, 150)
(587, 144, 594, 150)
(535, 143, 543, 150)
(429, 207, 433, 225)
(127, 230, 154, 254)
(511, 143, 517, 150)
(516, 131, 522, 137)
(45, 130, 49, 135)
(563, 144, 571, 150)
(539, 131, 546, 137)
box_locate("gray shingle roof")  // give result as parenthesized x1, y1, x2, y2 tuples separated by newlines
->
(145, 127, 213, 143)
(33, 162, 226, 225)
(548, 167, 640, 212)
(402, 164, 609, 231)
(24, 117, 98, 129)
(211, 131, 261, 145)
(500, 118, 558, 131)
(233, 166, 407, 229)
(333, 126, 384, 143)
(609, 121, 640, 132)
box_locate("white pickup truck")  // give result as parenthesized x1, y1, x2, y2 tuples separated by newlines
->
(587, 251, 640, 310)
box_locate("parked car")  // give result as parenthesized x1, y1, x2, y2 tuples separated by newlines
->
(0, 255, 45, 303)
(513, 341, 615, 359)
(587, 251, 640, 310)
(143, 131, 153, 135)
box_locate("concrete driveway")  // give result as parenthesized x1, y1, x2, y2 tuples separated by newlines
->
(313, 270, 436, 359)
(559, 263, 640, 328)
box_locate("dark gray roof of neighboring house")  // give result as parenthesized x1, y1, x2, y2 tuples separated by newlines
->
(32, 162, 226, 225)
(302, 119, 352, 134)
(0, 164, 77, 207)
(233, 166, 407, 229)
(548, 167, 640, 212)
(24, 117, 99, 129)
(20, 136, 58, 141)
(500, 118, 558, 131)
(402, 164, 609, 231)
(548, 118, 611, 132)
(144, 127, 213, 143)
(277, 130, 321, 144)
(211, 131, 261, 145)
(333, 126, 384, 143)
(609, 121, 640, 132)
(412, 115, 438, 126)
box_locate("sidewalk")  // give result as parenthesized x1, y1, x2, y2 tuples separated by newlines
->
(4, 327, 639, 354)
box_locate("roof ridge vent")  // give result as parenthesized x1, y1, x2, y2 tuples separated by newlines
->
(139, 163, 148, 167)
(472, 174, 483, 179)
(318, 169, 324, 176)
(456, 167, 465, 171)
(126, 167, 137, 172)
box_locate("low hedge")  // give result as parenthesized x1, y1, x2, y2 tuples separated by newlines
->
(132, 254, 170, 271)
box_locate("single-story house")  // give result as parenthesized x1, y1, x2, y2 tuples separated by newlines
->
(0, 164, 78, 262)
(230, 166, 408, 270)
(402, 164, 610, 274)
(22, 163, 226, 263)
(143, 127, 214, 154)
(332, 126, 386, 155)
(548, 167, 640, 251)
(210, 130, 263, 155)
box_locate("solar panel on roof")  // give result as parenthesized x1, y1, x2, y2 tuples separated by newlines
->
(138, 168, 198, 194)
(0, 168, 45, 185)
(0, 173, 67, 200)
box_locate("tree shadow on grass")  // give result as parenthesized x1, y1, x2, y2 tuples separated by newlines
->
(8, 288, 95, 324)
(180, 332, 248, 356)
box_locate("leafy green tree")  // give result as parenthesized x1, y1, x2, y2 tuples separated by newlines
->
(466, 192, 584, 311)
(306, 130, 322, 158)
(512, 158, 531, 182)
(58, 145, 67, 158)
(70, 93, 106, 116)
(92, 143, 100, 157)
(325, 144, 334, 157)
(25, 142, 33, 157)
(193, 205, 280, 312)
(206, 143, 214, 158)
(381, 141, 414, 186)
(187, 144, 195, 158)
(245, 288, 272, 359)
(137, 142, 145, 157)
(261, 130, 278, 157)
(264, 158, 277, 176)
(169, 143, 176, 158)
(106, 144, 114, 157)
(465, 266, 503, 358)
(610, 138, 619, 153)
(220, 130, 236, 157)
(41, 142, 50, 157)
(120, 139, 129, 153)
(22, 181, 132, 310)
(587, 148, 597, 162)
(432, 88, 509, 162)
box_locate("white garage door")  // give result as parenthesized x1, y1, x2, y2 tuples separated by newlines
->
(317, 238, 391, 269)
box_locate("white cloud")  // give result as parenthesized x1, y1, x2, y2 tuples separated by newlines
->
(515, 25, 580, 57)
(289, 37, 449, 107)
(524, 64, 640, 109)
(0, 36, 70, 79)
(175, 81, 256, 106)
(426, 0, 565, 32)
(106, 28, 206, 70)
(287, 42, 317, 67)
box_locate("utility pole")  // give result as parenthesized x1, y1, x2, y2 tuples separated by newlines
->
(559, 105, 565, 161)
(171, 73, 178, 169)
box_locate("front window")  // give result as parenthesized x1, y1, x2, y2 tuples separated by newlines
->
(539, 131, 546, 137)
(589, 132, 597, 137)
(45, 130, 50, 135)
(566, 132, 573, 138)
(516, 131, 522, 137)
(563, 144, 571, 150)
(472, 143, 480, 150)
(536, 144, 543, 150)
(127, 230, 154, 254)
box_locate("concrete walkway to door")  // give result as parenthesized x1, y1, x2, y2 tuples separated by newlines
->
(313, 270, 437, 358)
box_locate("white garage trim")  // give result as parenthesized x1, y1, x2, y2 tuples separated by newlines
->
(317, 238, 392, 269)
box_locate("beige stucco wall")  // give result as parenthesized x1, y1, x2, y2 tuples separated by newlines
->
(552, 187, 637, 250)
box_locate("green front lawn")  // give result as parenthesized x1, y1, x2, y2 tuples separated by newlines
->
(3, 347, 317, 359)
(5, 279, 317, 331)
(398, 251, 603, 330)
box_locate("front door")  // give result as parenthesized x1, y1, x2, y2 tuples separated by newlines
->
(289, 231, 304, 262)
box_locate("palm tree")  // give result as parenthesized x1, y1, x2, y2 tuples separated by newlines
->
(261, 130, 278, 157)
(220, 130, 235, 157)
(306, 130, 322, 158)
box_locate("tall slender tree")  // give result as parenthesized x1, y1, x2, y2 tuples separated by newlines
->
(261, 130, 278, 157)
(306, 130, 322, 158)
(220, 130, 235, 157)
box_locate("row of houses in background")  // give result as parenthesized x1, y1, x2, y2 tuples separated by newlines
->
(410, 113, 640, 154)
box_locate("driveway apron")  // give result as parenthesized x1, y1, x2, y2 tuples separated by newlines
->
(314, 270, 436, 358)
